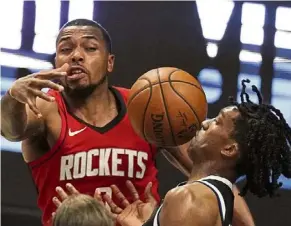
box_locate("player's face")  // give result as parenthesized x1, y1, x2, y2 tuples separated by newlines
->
(55, 26, 114, 94)
(189, 106, 240, 161)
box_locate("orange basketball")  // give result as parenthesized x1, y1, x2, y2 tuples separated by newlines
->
(127, 67, 208, 147)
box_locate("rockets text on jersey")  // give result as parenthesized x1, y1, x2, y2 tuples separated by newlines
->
(60, 148, 148, 181)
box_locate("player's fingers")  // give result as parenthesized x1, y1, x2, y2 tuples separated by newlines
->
(111, 184, 130, 207)
(56, 186, 68, 201)
(30, 79, 64, 91)
(26, 98, 42, 118)
(52, 196, 62, 208)
(144, 182, 156, 205)
(52, 212, 56, 219)
(103, 193, 123, 214)
(29, 89, 55, 102)
(94, 188, 103, 204)
(38, 63, 69, 79)
(29, 63, 69, 80)
(65, 183, 79, 195)
(55, 63, 70, 72)
(35, 71, 67, 80)
(126, 180, 140, 201)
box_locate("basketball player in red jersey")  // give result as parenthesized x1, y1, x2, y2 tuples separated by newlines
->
(1, 19, 252, 226)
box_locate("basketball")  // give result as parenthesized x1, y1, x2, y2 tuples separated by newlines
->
(127, 67, 208, 147)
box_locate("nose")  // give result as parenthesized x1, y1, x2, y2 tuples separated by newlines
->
(71, 48, 84, 63)
(201, 119, 211, 130)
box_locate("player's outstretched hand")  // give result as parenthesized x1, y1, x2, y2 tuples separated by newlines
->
(9, 63, 68, 118)
(52, 183, 80, 207)
(52, 183, 111, 217)
(102, 180, 157, 226)
(51, 183, 80, 218)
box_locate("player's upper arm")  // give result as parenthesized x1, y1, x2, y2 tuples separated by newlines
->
(23, 98, 56, 139)
(159, 187, 218, 226)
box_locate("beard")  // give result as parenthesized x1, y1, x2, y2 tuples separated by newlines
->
(63, 73, 108, 99)
(64, 84, 98, 99)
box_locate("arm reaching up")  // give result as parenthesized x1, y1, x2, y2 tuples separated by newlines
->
(1, 64, 68, 141)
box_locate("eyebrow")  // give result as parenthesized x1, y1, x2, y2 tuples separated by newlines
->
(57, 35, 99, 45)
(81, 35, 99, 41)
(57, 36, 71, 45)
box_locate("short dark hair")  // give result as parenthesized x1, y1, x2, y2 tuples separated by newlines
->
(57, 19, 112, 53)
(53, 194, 114, 226)
(230, 79, 291, 198)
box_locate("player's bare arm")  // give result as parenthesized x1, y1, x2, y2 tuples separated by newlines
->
(1, 64, 68, 141)
(159, 185, 219, 226)
(162, 143, 255, 226)
(160, 141, 193, 177)
(232, 186, 255, 226)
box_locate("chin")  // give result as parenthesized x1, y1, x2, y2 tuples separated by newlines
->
(64, 84, 97, 98)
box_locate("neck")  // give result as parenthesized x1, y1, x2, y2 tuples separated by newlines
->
(63, 83, 117, 125)
(188, 161, 236, 183)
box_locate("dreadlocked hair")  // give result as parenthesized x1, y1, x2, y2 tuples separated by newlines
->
(229, 79, 291, 198)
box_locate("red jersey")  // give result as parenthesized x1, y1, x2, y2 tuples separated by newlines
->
(28, 87, 159, 225)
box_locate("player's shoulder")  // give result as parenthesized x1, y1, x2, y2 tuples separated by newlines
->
(165, 182, 218, 212)
(164, 183, 196, 203)
(40, 89, 60, 112)
(161, 184, 218, 225)
(113, 86, 130, 94)
(112, 86, 131, 102)
(47, 88, 59, 95)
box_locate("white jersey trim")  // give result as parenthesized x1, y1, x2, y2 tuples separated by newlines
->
(153, 204, 164, 226)
(198, 180, 227, 221)
(198, 175, 233, 190)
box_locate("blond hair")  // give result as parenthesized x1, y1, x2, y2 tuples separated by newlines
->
(53, 194, 114, 226)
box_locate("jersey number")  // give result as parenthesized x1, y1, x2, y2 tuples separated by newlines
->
(97, 186, 112, 210)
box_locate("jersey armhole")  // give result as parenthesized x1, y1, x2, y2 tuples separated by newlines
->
(195, 181, 225, 225)
(27, 96, 68, 169)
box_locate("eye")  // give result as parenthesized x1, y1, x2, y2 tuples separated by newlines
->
(60, 48, 71, 53)
(86, 47, 97, 52)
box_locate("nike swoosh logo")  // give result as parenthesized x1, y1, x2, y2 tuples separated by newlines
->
(68, 127, 87, 136)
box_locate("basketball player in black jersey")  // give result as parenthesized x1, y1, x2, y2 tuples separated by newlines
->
(101, 80, 291, 226)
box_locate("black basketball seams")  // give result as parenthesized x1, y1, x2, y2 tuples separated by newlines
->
(128, 69, 207, 146)
(168, 78, 202, 128)
(141, 78, 152, 142)
(170, 70, 207, 100)
(127, 77, 151, 106)
(128, 81, 202, 108)
(128, 78, 203, 106)
(157, 68, 178, 146)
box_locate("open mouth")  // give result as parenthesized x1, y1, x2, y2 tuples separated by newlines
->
(67, 67, 87, 81)
(69, 67, 86, 75)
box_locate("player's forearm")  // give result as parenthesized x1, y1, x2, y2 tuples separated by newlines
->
(161, 142, 193, 176)
(160, 149, 191, 176)
(232, 185, 255, 226)
(1, 92, 28, 141)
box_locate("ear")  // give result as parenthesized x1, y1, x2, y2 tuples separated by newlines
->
(107, 54, 115, 73)
(221, 143, 239, 159)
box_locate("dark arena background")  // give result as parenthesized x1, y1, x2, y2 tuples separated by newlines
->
(1, 1, 291, 225)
